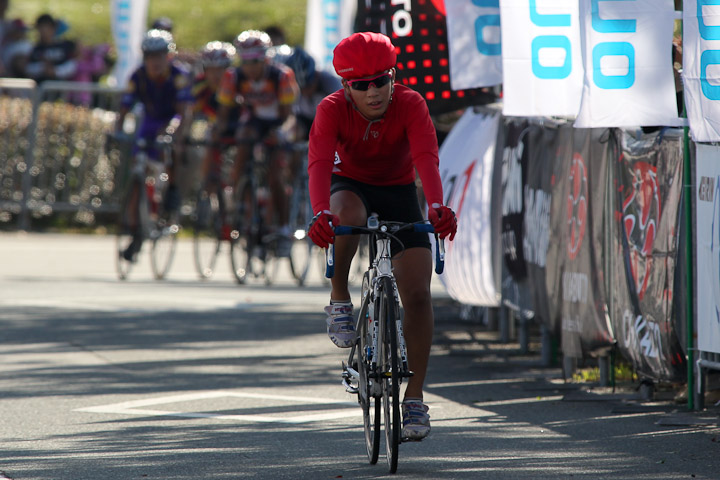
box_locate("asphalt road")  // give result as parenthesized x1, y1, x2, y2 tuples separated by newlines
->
(1, 232, 719, 480)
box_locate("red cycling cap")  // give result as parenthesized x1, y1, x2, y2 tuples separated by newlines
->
(332, 32, 397, 80)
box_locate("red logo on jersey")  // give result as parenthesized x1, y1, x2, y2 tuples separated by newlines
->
(566, 153, 588, 260)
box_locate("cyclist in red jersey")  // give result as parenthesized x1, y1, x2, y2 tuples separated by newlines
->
(307, 32, 457, 441)
(214, 29, 299, 256)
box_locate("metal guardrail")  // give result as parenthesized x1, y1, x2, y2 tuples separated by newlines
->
(0, 80, 125, 230)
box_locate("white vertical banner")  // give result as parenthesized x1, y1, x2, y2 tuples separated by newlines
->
(438, 109, 501, 307)
(575, 0, 682, 128)
(683, 0, 720, 142)
(304, 0, 356, 72)
(499, 0, 583, 117)
(109, 0, 149, 89)
(695, 144, 720, 355)
(445, 0, 503, 90)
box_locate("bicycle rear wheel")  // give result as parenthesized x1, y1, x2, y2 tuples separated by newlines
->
(358, 275, 381, 464)
(379, 276, 401, 473)
(193, 188, 223, 279)
(150, 212, 179, 280)
(230, 178, 256, 284)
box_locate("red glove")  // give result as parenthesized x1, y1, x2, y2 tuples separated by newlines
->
(429, 204, 457, 241)
(308, 210, 340, 248)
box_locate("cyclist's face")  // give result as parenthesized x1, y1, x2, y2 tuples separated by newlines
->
(144, 52, 170, 79)
(204, 66, 225, 90)
(241, 57, 265, 81)
(343, 70, 395, 121)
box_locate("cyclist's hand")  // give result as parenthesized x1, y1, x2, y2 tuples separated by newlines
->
(429, 204, 457, 241)
(308, 210, 339, 248)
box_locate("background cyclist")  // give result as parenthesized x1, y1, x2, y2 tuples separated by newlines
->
(214, 29, 299, 256)
(192, 41, 238, 190)
(115, 28, 194, 261)
(278, 46, 341, 142)
(306, 32, 457, 442)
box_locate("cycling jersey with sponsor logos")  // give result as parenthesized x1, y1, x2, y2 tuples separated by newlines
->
(217, 62, 297, 121)
(308, 84, 443, 214)
(121, 63, 193, 122)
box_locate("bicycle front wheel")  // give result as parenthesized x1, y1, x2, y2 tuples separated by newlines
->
(379, 276, 401, 473)
(115, 177, 145, 280)
(358, 274, 381, 464)
(193, 188, 223, 279)
(230, 178, 256, 284)
(287, 174, 313, 286)
(150, 212, 179, 280)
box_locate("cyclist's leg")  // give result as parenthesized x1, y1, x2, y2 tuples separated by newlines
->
(328, 189, 367, 302)
(232, 123, 255, 186)
(392, 248, 434, 400)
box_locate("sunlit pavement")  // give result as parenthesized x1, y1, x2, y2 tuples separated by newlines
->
(1, 232, 719, 480)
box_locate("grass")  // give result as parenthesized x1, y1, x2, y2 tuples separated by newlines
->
(8, 0, 308, 50)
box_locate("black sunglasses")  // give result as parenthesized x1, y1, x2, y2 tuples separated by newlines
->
(347, 72, 392, 91)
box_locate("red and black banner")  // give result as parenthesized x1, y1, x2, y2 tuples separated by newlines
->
(610, 129, 686, 381)
(354, 0, 495, 115)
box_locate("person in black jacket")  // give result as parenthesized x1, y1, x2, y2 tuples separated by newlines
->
(25, 13, 77, 84)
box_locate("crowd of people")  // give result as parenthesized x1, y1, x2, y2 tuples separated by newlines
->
(0, 1, 112, 84)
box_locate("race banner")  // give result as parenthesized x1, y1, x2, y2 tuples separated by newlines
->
(523, 124, 560, 331)
(683, 0, 720, 142)
(438, 108, 502, 306)
(499, 0, 584, 117)
(304, 0, 356, 72)
(355, 0, 496, 114)
(575, 0, 682, 128)
(611, 129, 685, 380)
(445, 0, 503, 90)
(501, 119, 530, 279)
(552, 127, 613, 357)
(696, 144, 720, 355)
(109, 0, 149, 88)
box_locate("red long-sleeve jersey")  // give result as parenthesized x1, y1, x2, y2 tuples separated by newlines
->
(308, 84, 444, 214)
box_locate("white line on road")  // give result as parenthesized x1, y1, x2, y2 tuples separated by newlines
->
(75, 390, 362, 424)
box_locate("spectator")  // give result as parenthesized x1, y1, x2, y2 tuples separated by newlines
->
(0, 0, 10, 43)
(25, 13, 78, 84)
(1, 18, 31, 78)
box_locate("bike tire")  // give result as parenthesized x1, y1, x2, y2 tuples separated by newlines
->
(193, 188, 223, 279)
(115, 177, 145, 281)
(358, 274, 381, 464)
(230, 177, 256, 284)
(379, 276, 401, 473)
(150, 212, 179, 280)
(287, 174, 313, 286)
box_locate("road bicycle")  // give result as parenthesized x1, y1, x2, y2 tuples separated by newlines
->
(325, 216, 445, 473)
(113, 133, 179, 281)
(229, 138, 292, 285)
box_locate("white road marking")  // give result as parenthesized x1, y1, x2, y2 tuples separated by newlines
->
(75, 390, 363, 424)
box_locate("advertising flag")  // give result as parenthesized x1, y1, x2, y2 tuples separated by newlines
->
(499, 0, 584, 117)
(696, 144, 720, 355)
(575, 0, 682, 128)
(683, 0, 720, 142)
(110, 0, 149, 89)
(438, 109, 502, 306)
(304, 0, 356, 72)
(445, 0, 503, 90)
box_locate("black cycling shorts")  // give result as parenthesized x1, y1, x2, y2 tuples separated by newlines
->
(330, 174, 431, 255)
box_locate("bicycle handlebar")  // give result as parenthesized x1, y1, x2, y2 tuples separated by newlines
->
(325, 221, 445, 278)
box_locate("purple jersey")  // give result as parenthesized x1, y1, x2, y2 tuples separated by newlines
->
(121, 63, 193, 122)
